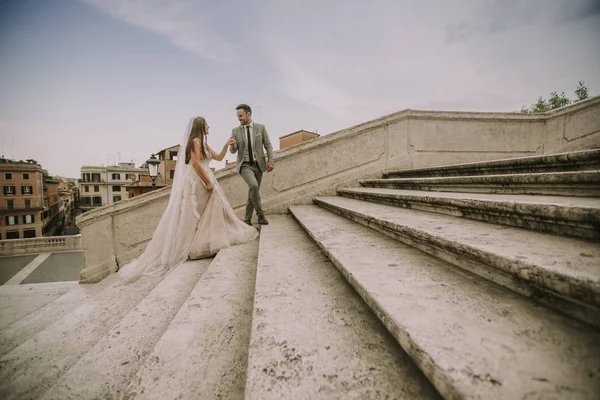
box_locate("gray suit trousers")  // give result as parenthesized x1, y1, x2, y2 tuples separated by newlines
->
(239, 161, 263, 222)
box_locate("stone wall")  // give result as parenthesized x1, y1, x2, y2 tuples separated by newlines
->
(76, 96, 600, 283)
(0, 235, 81, 256)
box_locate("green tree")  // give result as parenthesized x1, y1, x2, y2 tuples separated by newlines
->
(574, 80, 588, 101)
(520, 81, 589, 113)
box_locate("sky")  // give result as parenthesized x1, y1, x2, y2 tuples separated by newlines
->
(1, 0, 599, 178)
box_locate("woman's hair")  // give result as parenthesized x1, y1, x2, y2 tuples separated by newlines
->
(185, 116, 207, 164)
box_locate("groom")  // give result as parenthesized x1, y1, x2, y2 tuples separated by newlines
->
(229, 104, 274, 225)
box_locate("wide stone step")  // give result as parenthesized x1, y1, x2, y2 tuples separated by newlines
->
(245, 215, 440, 400)
(0, 281, 79, 331)
(363, 171, 600, 197)
(0, 270, 164, 399)
(338, 188, 600, 241)
(290, 205, 600, 400)
(384, 149, 600, 178)
(40, 259, 209, 400)
(0, 274, 118, 357)
(312, 196, 600, 328)
(122, 240, 259, 400)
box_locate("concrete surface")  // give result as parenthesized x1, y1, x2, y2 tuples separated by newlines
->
(338, 188, 600, 240)
(123, 240, 259, 400)
(313, 195, 600, 326)
(245, 215, 441, 400)
(0, 255, 37, 285)
(41, 259, 209, 400)
(0, 274, 118, 357)
(290, 205, 600, 400)
(5, 253, 51, 285)
(20, 252, 83, 284)
(362, 170, 600, 197)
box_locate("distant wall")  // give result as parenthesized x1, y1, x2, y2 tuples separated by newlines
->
(76, 96, 600, 283)
(0, 235, 81, 257)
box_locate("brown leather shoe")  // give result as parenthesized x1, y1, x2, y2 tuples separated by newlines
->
(257, 213, 269, 225)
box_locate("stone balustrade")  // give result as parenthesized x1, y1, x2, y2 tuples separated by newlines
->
(0, 235, 82, 257)
(76, 96, 600, 283)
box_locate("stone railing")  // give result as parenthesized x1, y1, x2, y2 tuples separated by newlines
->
(0, 235, 82, 257)
(76, 96, 600, 283)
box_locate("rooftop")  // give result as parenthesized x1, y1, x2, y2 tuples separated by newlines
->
(279, 130, 320, 140)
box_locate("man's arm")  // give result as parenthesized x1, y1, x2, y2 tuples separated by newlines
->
(229, 129, 238, 154)
(262, 125, 274, 171)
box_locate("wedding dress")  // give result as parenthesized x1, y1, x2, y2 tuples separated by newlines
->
(118, 120, 259, 282)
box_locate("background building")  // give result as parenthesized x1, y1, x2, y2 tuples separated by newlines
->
(0, 159, 46, 239)
(279, 130, 320, 149)
(79, 162, 145, 211)
(156, 144, 179, 185)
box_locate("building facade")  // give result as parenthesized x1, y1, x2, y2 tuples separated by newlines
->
(156, 144, 179, 185)
(79, 163, 145, 211)
(0, 159, 46, 240)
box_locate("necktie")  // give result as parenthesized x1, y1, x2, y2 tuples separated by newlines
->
(246, 126, 254, 163)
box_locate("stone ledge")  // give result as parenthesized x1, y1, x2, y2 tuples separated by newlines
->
(384, 148, 600, 178)
(290, 204, 600, 400)
(364, 171, 600, 197)
(312, 196, 600, 328)
(338, 188, 600, 241)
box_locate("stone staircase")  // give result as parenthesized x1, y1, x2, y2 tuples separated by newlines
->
(0, 149, 599, 399)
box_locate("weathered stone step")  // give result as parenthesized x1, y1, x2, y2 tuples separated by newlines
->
(384, 149, 600, 178)
(290, 205, 600, 400)
(245, 216, 440, 400)
(338, 188, 600, 241)
(0, 281, 79, 331)
(40, 259, 209, 400)
(0, 270, 164, 399)
(312, 196, 600, 328)
(363, 170, 600, 197)
(0, 274, 118, 357)
(122, 240, 259, 400)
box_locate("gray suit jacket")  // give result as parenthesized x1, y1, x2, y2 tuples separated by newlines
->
(229, 123, 274, 173)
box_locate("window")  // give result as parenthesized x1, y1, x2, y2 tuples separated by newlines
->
(23, 214, 34, 224)
(3, 186, 15, 195)
(5, 215, 17, 225)
(92, 197, 102, 206)
(94, 185, 99, 192)
(6, 231, 19, 239)
(113, 195, 122, 202)
(6, 200, 14, 209)
(169, 151, 178, 161)
(23, 229, 36, 238)
(5, 173, 13, 179)
(23, 173, 30, 180)
(130, 192, 135, 198)
(169, 170, 175, 179)
(22, 186, 33, 195)
(112, 173, 121, 180)
(81, 197, 92, 206)
(84, 186, 89, 192)
(92, 173, 101, 182)
(24, 199, 31, 208)
(112, 185, 121, 192)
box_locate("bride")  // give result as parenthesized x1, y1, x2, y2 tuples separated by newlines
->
(118, 116, 259, 282)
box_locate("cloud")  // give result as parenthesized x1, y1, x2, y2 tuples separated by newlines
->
(78, 0, 239, 62)
(77, 0, 600, 121)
